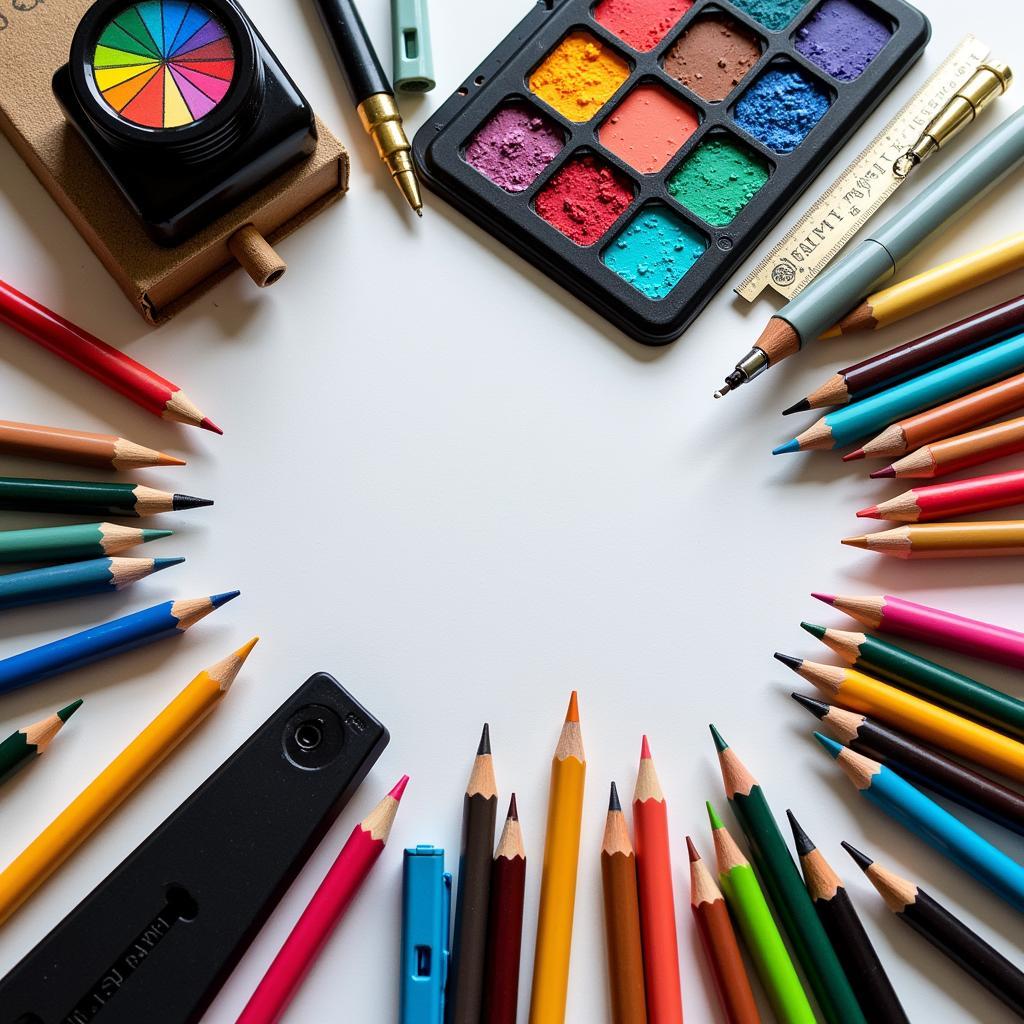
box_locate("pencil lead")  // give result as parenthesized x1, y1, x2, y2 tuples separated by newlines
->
(565, 690, 579, 723)
(709, 723, 728, 752)
(870, 465, 897, 479)
(800, 621, 827, 640)
(856, 505, 880, 518)
(774, 652, 803, 673)
(782, 398, 810, 416)
(842, 448, 866, 462)
(57, 698, 84, 723)
(814, 731, 843, 758)
(172, 493, 214, 510)
(706, 800, 725, 830)
(686, 836, 700, 862)
(389, 774, 410, 801)
(842, 841, 873, 872)
(210, 590, 241, 608)
(477, 722, 491, 756)
(772, 438, 800, 455)
(790, 692, 828, 719)
(507, 793, 518, 820)
(141, 528, 174, 542)
(640, 734, 652, 760)
(199, 416, 223, 435)
(786, 809, 814, 855)
(841, 535, 869, 549)
(608, 781, 622, 812)
(811, 592, 837, 606)
(153, 557, 186, 571)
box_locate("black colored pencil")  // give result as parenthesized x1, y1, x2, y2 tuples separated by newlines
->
(448, 724, 498, 1024)
(792, 693, 1024, 837)
(788, 812, 908, 1023)
(844, 843, 1024, 1017)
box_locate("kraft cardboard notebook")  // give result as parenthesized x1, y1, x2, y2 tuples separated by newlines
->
(0, 0, 348, 324)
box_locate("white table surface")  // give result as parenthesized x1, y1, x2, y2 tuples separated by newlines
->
(1, 0, 1022, 1019)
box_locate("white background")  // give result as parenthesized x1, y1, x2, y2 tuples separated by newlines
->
(1, 0, 1022, 1020)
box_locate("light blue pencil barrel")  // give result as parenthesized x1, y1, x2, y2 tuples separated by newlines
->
(816, 733, 1024, 912)
(0, 557, 183, 610)
(0, 591, 239, 696)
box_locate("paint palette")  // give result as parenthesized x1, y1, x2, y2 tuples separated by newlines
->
(413, 0, 929, 345)
(92, 1, 235, 128)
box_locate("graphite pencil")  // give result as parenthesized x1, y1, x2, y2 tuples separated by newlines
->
(0, 477, 212, 517)
(842, 520, 1024, 559)
(0, 700, 82, 785)
(0, 419, 184, 470)
(0, 522, 171, 564)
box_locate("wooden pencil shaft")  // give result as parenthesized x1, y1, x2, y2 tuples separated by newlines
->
(857, 520, 1024, 558)
(0, 420, 175, 470)
(482, 853, 526, 1024)
(892, 415, 1024, 477)
(692, 892, 762, 1024)
(601, 851, 647, 1024)
(900, 469, 1024, 520)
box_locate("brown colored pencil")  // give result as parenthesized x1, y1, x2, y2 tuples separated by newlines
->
(688, 836, 761, 1024)
(873, 414, 1024, 479)
(449, 724, 498, 1024)
(600, 782, 647, 1024)
(0, 420, 184, 471)
(846, 371, 1024, 460)
(482, 795, 526, 1024)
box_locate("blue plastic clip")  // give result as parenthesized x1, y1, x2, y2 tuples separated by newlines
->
(400, 845, 451, 1024)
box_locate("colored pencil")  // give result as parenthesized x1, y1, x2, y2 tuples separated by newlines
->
(777, 654, 1024, 782)
(0, 556, 183, 609)
(529, 692, 586, 1024)
(814, 591, 1024, 671)
(793, 693, 1024, 837)
(786, 812, 907, 1024)
(0, 522, 172, 564)
(711, 726, 866, 1024)
(237, 775, 407, 1024)
(0, 591, 239, 697)
(801, 621, 1024, 740)
(599, 782, 647, 1024)
(816, 734, 1024, 911)
(0, 639, 256, 925)
(843, 520, 1024, 559)
(783, 294, 1024, 414)
(633, 736, 683, 1024)
(0, 278, 220, 432)
(846, 370, 1024, 460)
(844, 844, 1024, 1016)
(707, 802, 815, 1024)
(875, 413, 1024, 479)
(773, 331, 1024, 454)
(0, 699, 82, 785)
(449, 724, 499, 1024)
(482, 795, 526, 1024)
(821, 232, 1024, 337)
(0, 419, 184, 470)
(0, 477, 212, 517)
(859, 468, 1024, 522)
(687, 835, 761, 1024)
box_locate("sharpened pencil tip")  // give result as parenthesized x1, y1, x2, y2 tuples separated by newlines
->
(842, 536, 868, 549)
(508, 793, 518, 820)
(814, 731, 843, 758)
(686, 836, 699, 862)
(640, 734, 651, 760)
(774, 652, 803, 673)
(790, 692, 828, 719)
(210, 590, 241, 608)
(389, 775, 410, 801)
(870, 465, 897, 479)
(772, 438, 800, 455)
(565, 690, 579, 723)
(709, 723, 728, 752)
(842, 449, 866, 462)
(153, 557, 186, 571)
(800, 621, 827, 640)
(172, 493, 214, 511)
(142, 529, 174, 542)
(477, 722, 491, 756)
(811, 592, 836, 606)
(161, 453, 187, 466)
(782, 398, 810, 416)
(199, 417, 223, 435)
(57, 698, 83, 723)
(786, 809, 814, 855)
(233, 636, 260, 662)
(608, 781, 621, 812)
(706, 800, 724, 830)
(856, 505, 879, 518)
(842, 841, 873, 871)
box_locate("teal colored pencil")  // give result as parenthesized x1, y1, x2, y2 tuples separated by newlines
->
(0, 556, 183, 609)
(775, 331, 1024, 452)
(0, 523, 172, 564)
(0, 700, 83, 784)
(816, 733, 1024, 912)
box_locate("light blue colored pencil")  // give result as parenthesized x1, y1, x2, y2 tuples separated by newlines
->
(0, 556, 183, 610)
(0, 592, 239, 696)
(816, 733, 1024, 912)
(775, 331, 1024, 452)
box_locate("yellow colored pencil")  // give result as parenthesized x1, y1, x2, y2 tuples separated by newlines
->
(0, 638, 258, 926)
(844, 520, 1024, 558)
(777, 655, 1024, 783)
(529, 692, 586, 1024)
(823, 231, 1024, 336)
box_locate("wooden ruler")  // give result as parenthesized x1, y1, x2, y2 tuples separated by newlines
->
(735, 35, 993, 303)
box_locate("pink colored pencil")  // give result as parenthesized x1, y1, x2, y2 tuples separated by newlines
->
(236, 776, 408, 1024)
(813, 593, 1024, 670)
(858, 468, 1024, 521)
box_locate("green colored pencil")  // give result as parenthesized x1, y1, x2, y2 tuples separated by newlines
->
(802, 621, 1024, 740)
(711, 725, 867, 1024)
(708, 802, 816, 1024)
(0, 523, 172, 564)
(0, 478, 212, 518)
(0, 700, 82, 784)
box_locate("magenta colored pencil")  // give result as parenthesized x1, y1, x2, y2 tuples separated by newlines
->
(236, 777, 408, 1024)
(813, 593, 1024, 670)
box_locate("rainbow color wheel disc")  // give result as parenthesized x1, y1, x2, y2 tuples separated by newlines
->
(92, 1, 236, 129)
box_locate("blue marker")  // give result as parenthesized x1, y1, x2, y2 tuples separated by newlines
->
(400, 845, 450, 1024)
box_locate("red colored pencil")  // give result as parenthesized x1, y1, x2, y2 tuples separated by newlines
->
(236, 776, 408, 1024)
(0, 279, 220, 433)
(859, 468, 1024, 522)
(633, 736, 683, 1024)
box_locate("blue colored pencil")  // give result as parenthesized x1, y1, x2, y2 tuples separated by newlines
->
(775, 331, 1024, 452)
(816, 733, 1024, 912)
(0, 557, 184, 610)
(0, 592, 238, 696)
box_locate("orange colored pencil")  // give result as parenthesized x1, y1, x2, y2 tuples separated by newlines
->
(0, 420, 184, 471)
(633, 736, 683, 1024)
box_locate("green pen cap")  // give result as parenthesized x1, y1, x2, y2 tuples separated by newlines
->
(391, 0, 435, 93)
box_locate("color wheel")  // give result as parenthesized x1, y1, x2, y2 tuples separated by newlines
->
(92, 1, 236, 129)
